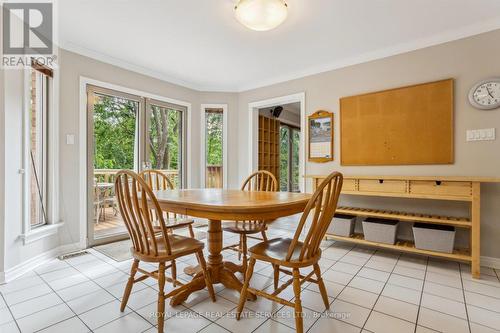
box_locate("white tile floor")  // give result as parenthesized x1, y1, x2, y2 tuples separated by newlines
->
(1, 217, 500, 333)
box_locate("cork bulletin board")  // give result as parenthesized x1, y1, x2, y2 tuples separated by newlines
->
(340, 79, 454, 166)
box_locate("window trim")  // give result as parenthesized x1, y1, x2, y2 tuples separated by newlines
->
(200, 104, 228, 188)
(21, 67, 62, 244)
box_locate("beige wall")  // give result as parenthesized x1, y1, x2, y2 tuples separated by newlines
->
(237, 29, 500, 258)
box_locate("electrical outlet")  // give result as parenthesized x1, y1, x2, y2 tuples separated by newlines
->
(466, 128, 495, 142)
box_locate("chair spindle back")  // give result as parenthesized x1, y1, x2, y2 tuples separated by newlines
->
(115, 170, 172, 257)
(241, 170, 277, 192)
(139, 170, 175, 191)
(286, 172, 343, 262)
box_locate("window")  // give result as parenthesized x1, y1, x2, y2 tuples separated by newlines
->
(204, 108, 223, 188)
(280, 124, 300, 192)
(147, 100, 185, 188)
(201, 105, 227, 189)
(28, 68, 50, 228)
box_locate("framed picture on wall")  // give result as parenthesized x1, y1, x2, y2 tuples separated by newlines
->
(308, 110, 334, 162)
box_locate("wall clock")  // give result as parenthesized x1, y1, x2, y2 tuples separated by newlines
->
(468, 78, 500, 110)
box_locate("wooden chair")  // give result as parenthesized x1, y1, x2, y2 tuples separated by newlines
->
(236, 171, 343, 333)
(115, 170, 215, 333)
(139, 169, 196, 285)
(221, 170, 277, 274)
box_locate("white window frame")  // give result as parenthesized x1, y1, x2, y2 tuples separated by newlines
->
(200, 104, 228, 188)
(21, 67, 62, 244)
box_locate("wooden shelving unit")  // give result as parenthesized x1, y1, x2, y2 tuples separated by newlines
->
(307, 175, 500, 278)
(258, 115, 280, 184)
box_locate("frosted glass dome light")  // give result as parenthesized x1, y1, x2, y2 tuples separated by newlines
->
(235, 0, 288, 31)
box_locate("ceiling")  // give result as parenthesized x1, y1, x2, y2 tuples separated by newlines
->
(59, 0, 500, 92)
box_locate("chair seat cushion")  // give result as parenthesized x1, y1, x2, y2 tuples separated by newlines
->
(249, 237, 318, 265)
(223, 221, 265, 234)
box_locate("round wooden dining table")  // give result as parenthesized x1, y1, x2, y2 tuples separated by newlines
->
(153, 188, 311, 306)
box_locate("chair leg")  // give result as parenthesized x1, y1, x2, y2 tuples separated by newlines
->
(236, 257, 256, 320)
(273, 264, 280, 290)
(241, 234, 248, 275)
(196, 251, 216, 302)
(157, 262, 166, 333)
(188, 224, 195, 238)
(313, 263, 330, 310)
(238, 234, 243, 261)
(171, 259, 177, 287)
(120, 259, 139, 312)
(292, 268, 304, 333)
(261, 228, 268, 242)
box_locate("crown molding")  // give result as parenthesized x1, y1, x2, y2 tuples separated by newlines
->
(59, 41, 207, 92)
(61, 18, 500, 93)
(235, 18, 500, 92)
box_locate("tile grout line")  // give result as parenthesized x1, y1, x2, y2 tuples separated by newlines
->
(304, 243, 384, 332)
(304, 241, 366, 332)
(63, 253, 161, 331)
(360, 249, 404, 332)
(459, 263, 472, 333)
(249, 240, 357, 333)
(0, 292, 22, 332)
(32, 269, 95, 333)
(412, 256, 429, 333)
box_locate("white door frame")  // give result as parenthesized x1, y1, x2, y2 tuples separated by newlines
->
(200, 104, 228, 188)
(248, 92, 306, 192)
(79, 76, 193, 248)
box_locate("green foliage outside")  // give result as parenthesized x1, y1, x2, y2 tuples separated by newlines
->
(205, 111, 223, 166)
(93, 95, 137, 169)
(93, 95, 182, 173)
(149, 105, 181, 170)
(279, 125, 300, 192)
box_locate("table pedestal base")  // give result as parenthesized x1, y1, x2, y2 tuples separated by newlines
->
(170, 219, 256, 306)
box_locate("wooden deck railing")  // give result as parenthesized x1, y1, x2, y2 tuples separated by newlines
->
(94, 169, 179, 187)
(206, 165, 223, 188)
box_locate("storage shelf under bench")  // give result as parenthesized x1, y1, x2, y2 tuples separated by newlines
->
(336, 206, 471, 228)
(326, 233, 471, 262)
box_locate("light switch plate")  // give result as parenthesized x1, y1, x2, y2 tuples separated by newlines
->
(66, 134, 75, 145)
(466, 128, 495, 142)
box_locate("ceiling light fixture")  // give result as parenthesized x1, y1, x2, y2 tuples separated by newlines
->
(234, 0, 288, 31)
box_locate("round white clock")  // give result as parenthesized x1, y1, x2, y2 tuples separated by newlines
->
(468, 78, 500, 110)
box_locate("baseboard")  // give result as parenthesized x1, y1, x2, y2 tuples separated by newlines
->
(0, 242, 83, 284)
(481, 256, 500, 270)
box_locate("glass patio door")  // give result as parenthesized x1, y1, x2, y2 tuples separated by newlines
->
(87, 85, 145, 246)
(145, 99, 186, 189)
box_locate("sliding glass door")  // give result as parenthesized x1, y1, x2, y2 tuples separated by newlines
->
(87, 86, 186, 246)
